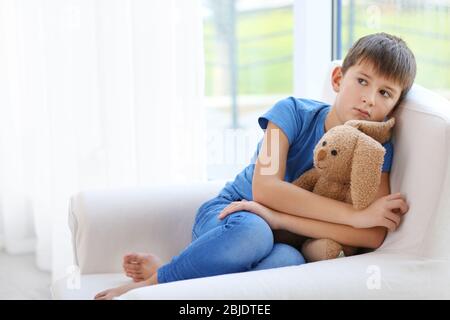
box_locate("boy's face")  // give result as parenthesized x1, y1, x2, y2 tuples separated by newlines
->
(331, 60, 402, 123)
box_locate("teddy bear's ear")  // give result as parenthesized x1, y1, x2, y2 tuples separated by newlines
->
(345, 117, 395, 144)
(350, 134, 386, 210)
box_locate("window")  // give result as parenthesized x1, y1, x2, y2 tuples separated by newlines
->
(202, 0, 294, 179)
(337, 0, 450, 100)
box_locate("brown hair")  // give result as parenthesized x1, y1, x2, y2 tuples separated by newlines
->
(342, 32, 416, 107)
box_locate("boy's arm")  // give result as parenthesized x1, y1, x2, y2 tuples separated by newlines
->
(275, 173, 390, 249)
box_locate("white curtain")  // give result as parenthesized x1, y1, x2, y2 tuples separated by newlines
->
(0, 0, 206, 279)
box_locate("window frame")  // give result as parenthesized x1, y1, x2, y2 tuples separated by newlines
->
(293, 0, 335, 100)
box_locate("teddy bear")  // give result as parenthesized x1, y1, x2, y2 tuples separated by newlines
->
(273, 117, 396, 263)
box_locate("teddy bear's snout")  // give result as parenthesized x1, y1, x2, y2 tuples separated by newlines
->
(317, 149, 327, 161)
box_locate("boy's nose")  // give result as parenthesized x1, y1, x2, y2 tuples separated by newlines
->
(362, 95, 374, 106)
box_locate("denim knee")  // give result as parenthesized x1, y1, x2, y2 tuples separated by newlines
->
(250, 243, 305, 271)
(221, 212, 274, 269)
(159, 211, 276, 283)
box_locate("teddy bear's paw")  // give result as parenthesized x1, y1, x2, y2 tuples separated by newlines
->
(301, 238, 344, 262)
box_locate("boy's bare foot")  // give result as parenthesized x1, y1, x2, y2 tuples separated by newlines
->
(122, 252, 163, 282)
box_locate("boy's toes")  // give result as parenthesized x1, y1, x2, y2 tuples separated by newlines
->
(126, 264, 140, 272)
(123, 260, 141, 273)
(123, 252, 139, 265)
(125, 270, 143, 282)
(125, 266, 140, 276)
(132, 273, 145, 282)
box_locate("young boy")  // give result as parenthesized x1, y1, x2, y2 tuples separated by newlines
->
(95, 32, 416, 300)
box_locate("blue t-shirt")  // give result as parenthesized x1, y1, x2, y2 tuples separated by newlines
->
(219, 97, 394, 201)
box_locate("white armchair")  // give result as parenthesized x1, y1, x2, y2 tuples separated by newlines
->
(51, 63, 450, 299)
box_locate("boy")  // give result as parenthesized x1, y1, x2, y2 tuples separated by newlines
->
(95, 32, 415, 300)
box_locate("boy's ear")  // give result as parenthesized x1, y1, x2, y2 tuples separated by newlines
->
(331, 66, 343, 93)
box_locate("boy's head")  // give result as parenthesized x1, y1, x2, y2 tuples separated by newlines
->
(331, 32, 416, 123)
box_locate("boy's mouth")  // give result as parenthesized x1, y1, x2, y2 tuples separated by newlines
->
(353, 108, 370, 119)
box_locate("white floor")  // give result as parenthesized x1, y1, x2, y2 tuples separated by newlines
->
(0, 251, 51, 300)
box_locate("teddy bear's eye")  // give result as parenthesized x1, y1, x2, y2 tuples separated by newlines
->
(322, 141, 327, 147)
(331, 150, 338, 156)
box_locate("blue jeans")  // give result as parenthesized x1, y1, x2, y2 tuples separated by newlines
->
(156, 190, 306, 283)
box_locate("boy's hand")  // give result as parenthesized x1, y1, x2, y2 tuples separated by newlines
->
(352, 193, 409, 231)
(218, 200, 280, 230)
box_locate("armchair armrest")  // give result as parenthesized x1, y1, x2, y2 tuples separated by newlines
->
(69, 180, 226, 274)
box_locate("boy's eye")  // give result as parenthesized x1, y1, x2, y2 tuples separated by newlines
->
(380, 90, 391, 98)
(358, 78, 368, 86)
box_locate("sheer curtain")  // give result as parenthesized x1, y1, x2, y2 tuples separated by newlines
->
(0, 0, 206, 279)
